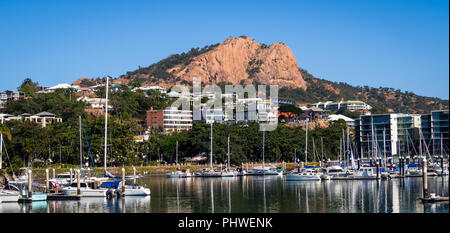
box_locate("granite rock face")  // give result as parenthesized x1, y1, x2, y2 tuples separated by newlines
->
(123, 36, 306, 89)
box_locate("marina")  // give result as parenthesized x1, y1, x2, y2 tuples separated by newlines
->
(0, 175, 448, 213)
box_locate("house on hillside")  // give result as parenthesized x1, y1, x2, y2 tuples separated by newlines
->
(1, 111, 62, 127)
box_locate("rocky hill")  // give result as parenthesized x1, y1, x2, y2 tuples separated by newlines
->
(118, 36, 306, 89)
(75, 36, 448, 114)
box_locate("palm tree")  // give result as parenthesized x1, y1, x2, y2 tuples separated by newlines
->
(0, 123, 12, 141)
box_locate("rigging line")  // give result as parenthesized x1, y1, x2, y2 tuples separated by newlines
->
(1, 136, 16, 177)
(352, 140, 359, 160)
(407, 133, 418, 156)
(81, 118, 98, 177)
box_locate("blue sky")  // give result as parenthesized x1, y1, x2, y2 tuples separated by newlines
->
(0, 0, 448, 99)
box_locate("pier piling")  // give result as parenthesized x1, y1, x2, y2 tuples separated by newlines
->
(52, 168, 55, 179)
(27, 169, 32, 198)
(422, 158, 428, 199)
(122, 168, 125, 194)
(77, 169, 81, 195)
(45, 169, 49, 193)
(133, 167, 136, 184)
(70, 168, 73, 184)
(376, 158, 380, 179)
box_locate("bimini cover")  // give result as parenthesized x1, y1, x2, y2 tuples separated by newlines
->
(100, 181, 121, 189)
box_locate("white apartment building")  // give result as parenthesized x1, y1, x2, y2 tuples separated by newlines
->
(162, 107, 193, 132)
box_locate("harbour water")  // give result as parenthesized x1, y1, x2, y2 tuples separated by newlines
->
(1, 176, 448, 213)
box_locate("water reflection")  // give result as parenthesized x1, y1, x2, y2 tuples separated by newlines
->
(0, 176, 448, 213)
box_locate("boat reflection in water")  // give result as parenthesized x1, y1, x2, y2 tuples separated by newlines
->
(0, 176, 448, 213)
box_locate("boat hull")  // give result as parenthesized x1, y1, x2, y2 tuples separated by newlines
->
(123, 187, 151, 196)
(285, 174, 321, 181)
(61, 188, 107, 197)
(0, 192, 20, 202)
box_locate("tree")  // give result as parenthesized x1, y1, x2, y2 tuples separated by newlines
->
(18, 78, 40, 97)
(0, 124, 12, 141)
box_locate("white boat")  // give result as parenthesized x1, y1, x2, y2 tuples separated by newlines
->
(0, 189, 20, 203)
(349, 167, 378, 179)
(285, 171, 321, 181)
(166, 170, 192, 178)
(320, 173, 332, 180)
(406, 166, 422, 176)
(220, 171, 238, 177)
(194, 168, 222, 177)
(11, 167, 31, 184)
(100, 77, 151, 196)
(246, 165, 283, 176)
(117, 182, 151, 196)
(59, 182, 107, 197)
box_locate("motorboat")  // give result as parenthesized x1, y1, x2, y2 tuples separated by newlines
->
(19, 191, 47, 202)
(325, 165, 353, 179)
(285, 169, 321, 181)
(59, 182, 107, 197)
(320, 173, 331, 180)
(0, 189, 20, 203)
(194, 168, 223, 177)
(349, 167, 378, 180)
(117, 182, 151, 196)
(246, 165, 283, 176)
(166, 169, 193, 178)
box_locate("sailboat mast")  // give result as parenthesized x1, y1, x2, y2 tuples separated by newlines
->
(342, 128, 345, 165)
(321, 137, 324, 164)
(79, 115, 82, 169)
(59, 144, 62, 166)
(346, 127, 350, 167)
(383, 128, 386, 169)
(406, 129, 410, 157)
(367, 134, 370, 159)
(104, 76, 109, 172)
(210, 123, 213, 169)
(305, 121, 308, 165)
(312, 137, 316, 162)
(371, 118, 375, 160)
(227, 135, 230, 171)
(262, 130, 265, 174)
(419, 128, 423, 158)
(176, 141, 178, 164)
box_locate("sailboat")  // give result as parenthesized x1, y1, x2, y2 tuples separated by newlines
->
(0, 135, 24, 202)
(349, 125, 378, 180)
(220, 135, 238, 177)
(195, 123, 231, 177)
(166, 141, 193, 178)
(105, 77, 150, 196)
(246, 131, 283, 176)
(286, 120, 321, 181)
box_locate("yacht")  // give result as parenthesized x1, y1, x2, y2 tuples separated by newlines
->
(324, 159, 353, 179)
(117, 182, 151, 196)
(59, 182, 107, 197)
(0, 189, 20, 203)
(194, 168, 223, 177)
(166, 169, 193, 178)
(246, 165, 283, 176)
(349, 167, 378, 180)
(285, 169, 321, 181)
(406, 164, 422, 177)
